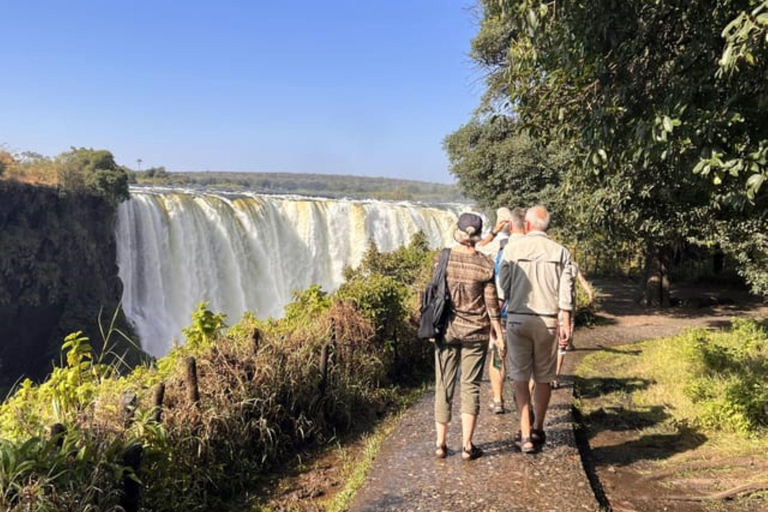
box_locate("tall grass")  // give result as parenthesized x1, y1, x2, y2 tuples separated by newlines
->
(0, 234, 435, 511)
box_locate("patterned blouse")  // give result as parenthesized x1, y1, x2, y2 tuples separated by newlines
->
(439, 248, 500, 343)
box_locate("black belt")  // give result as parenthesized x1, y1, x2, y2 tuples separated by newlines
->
(509, 312, 558, 318)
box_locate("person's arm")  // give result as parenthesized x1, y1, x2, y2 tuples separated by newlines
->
(477, 220, 508, 247)
(577, 269, 595, 305)
(559, 310, 571, 348)
(558, 255, 575, 344)
(483, 279, 505, 354)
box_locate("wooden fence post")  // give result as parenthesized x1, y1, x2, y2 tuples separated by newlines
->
(251, 328, 261, 355)
(151, 382, 165, 423)
(122, 392, 138, 427)
(319, 342, 330, 396)
(185, 357, 200, 406)
(121, 444, 143, 512)
(50, 423, 66, 449)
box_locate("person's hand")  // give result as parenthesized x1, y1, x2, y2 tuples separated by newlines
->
(559, 323, 572, 349)
(495, 337, 506, 357)
(493, 326, 506, 355)
(493, 220, 508, 235)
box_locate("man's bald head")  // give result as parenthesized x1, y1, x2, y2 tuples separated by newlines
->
(525, 205, 550, 232)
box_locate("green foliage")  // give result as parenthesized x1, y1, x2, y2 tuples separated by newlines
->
(443, 117, 569, 212)
(0, 179, 137, 389)
(578, 317, 768, 446)
(458, 0, 768, 295)
(0, 236, 435, 510)
(682, 319, 768, 434)
(0, 332, 112, 440)
(55, 148, 130, 205)
(181, 302, 227, 349)
(0, 432, 128, 511)
(336, 274, 408, 338)
(345, 232, 434, 287)
(282, 285, 332, 327)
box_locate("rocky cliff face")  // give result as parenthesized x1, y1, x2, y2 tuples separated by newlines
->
(0, 181, 134, 392)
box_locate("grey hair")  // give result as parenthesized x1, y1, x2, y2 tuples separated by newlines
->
(525, 205, 550, 231)
(453, 228, 480, 246)
(510, 207, 526, 231)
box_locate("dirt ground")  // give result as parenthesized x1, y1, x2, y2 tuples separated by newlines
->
(568, 279, 768, 512)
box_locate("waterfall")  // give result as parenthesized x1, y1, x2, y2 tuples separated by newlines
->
(115, 189, 461, 356)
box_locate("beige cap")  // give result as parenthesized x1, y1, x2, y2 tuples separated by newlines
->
(496, 207, 512, 223)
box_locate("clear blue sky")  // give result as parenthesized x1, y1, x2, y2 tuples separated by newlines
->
(0, 1, 484, 183)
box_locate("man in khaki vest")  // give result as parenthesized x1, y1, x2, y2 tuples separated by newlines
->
(498, 205, 573, 453)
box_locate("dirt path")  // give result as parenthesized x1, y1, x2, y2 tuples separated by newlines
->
(349, 279, 767, 512)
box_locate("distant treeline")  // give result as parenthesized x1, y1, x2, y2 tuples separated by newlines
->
(132, 168, 467, 203)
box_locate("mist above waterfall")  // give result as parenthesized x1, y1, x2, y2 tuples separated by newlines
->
(115, 189, 460, 356)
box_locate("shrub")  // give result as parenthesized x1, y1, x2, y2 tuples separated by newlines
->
(0, 232, 437, 510)
(682, 318, 768, 434)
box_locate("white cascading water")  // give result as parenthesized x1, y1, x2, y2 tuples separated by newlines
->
(115, 189, 461, 356)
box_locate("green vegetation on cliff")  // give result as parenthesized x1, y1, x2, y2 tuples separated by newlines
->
(0, 149, 135, 392)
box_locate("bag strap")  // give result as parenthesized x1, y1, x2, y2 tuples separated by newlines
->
(435, 248, 450, 283)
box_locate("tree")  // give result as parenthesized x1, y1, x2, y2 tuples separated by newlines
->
(56, 148, 130, 205)
(443, 116, 569, 213)
(462, 0, 768, 300)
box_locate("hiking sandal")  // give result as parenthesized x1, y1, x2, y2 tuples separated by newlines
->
(551, 379, 560, 389)
(462, 443, 483, 461)
(435, 444, 448, 459)
(519, 436, 536, 454)
(531, 429, 546, 447)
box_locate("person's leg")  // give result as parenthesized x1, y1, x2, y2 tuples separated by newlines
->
(532, 381, 552, 431)
(434, 342, 460, 455)
(530, 317, 559, 444)
(459, 341, 487, 458)
(514, 379, 533, 439)
(552, 349, 565, 388)
(506, 316, 534, 448)
(489, 345, 505, 411)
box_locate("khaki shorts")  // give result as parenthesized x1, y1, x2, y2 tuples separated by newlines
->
(506, 314, 558, 383)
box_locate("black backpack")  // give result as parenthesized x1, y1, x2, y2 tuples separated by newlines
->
(417, 248, 451, 340)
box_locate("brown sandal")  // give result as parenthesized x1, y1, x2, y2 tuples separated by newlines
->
(462, 443, 483, 461)
(435, 444, 448, 458)
(518, 436, 536, 454)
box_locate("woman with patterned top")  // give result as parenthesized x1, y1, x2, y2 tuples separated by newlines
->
(434, 212, 505, 461)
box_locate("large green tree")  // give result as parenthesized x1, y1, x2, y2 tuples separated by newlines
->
(458, 0, 768, 300)
(443, 117, 568, 212)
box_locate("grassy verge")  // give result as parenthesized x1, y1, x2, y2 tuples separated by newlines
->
(244, 384, 426, 512)
(322, 385, 425, 512)
(574, 317, 768, 504)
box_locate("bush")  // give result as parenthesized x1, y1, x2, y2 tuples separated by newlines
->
(0, 232, 437, 511)
(682, 318, 768, 434)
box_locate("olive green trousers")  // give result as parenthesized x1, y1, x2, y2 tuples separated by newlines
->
(434, 340, 487, 423)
